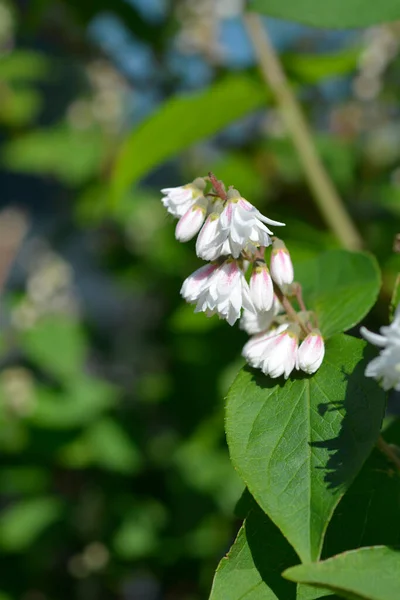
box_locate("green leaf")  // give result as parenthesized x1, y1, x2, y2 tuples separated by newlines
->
(284, 49, 360, 84)
(59, 418, 141, 473)
(31, 376, 117, 429)
(209, 504, 298, 600)
(226, 335, 385, 563)
(250, 0, 400, 29)
(389, 273, 400, 320)
(323, 447, 400, 558)
(295, 250, 381, 338)
(283, 547, 400, 600)
(0, 50, 50, 82)
(111, 74, 268, 202)
(21, 316, 87, 379)
(0, 497, 62, 552)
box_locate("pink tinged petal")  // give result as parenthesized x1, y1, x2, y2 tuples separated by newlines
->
(220, 202, 235, 229)
(298, 332, 325, 374)
(196, 214, 225, 260)
(180, 263, 217, 303)
(250, 265, 274, 312)
(360, 326, 388, 348)
(270, 248, 294, 286)
(175, 204, 206, 242)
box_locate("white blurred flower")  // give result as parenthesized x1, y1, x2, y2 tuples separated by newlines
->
(361, 305, 400, 390)
(182, 259, 254, 326)
(243, 323, 299, 379)
(175, 198, 208, 242)
(270, 240, 294, 286)
(161, 178, 206, 218)
(298, 330, 325, 374)
(249, 261, 274, 312)
(240, 295, 283, 335)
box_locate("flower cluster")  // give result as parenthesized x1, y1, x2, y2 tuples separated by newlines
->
(361, 304, 400, 391)
(161, 174, 325, 380)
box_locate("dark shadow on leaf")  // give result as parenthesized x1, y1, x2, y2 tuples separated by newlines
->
(245, 503, 298, 600)
(310, 343, 385, 491)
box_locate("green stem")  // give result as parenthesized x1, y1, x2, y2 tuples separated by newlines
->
(243, 12, 363, 252)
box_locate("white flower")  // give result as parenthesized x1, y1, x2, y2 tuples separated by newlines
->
(196, 212, 225, 260)
(240, 295, 283, 335)
(249, 261, 274, 312)
(175, 198, 208, 242)
(199, 189, 284, 260)
(242, 324, 299, 379)
(298, 330, 325, 374)
(361, 305, 400, 390)
(180, 263, 218, 303)
(161, 177, 206, 218)
(182, 259, 254, 326)
(270, 240, 294, 287)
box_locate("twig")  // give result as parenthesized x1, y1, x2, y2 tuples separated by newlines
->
(243, 12, 363, 252)
(209, 171, 227, 201)
(274, 284, 309, 336)
(377, 435, 400, 472)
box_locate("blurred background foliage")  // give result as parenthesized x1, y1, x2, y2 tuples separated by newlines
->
(0, 0, 400, 598)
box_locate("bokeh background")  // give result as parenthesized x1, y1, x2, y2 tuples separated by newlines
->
(1, 1, 400, 598)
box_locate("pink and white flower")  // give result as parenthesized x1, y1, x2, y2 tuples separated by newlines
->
(298, 330, 325, 374)
(249, 261, 274, 312)
(182, 259, 254, 326)
(175, 199, 208, 242)
(180, 263, 218, 303)
(161, 178, 206, 218)
(240, 295, 283, 335)
(195, 212, 225, 260)
(270, 240, 294, 287)
(197, 189, 284, 260)
(242, 323, 299, 379)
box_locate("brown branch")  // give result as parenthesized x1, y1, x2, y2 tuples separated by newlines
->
(208, 171, 227, 201)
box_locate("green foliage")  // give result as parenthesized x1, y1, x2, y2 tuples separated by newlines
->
(111, 75, 269, 202)
(283, 547, 400, 600)
(226, 335, 385, 562)
(250, 0, 400, 28)
(0, 497, 62, 552)
(295, 250, 381, 338)
(210, 505, 298, 600)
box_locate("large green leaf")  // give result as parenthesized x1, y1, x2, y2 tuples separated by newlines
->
(323, 447, 400, 558)
(249, 1, 400, 29)
(111, 75, 268, 202)
(283, 547, 400, 600)
(226, 335, 385, 563)
(295, 250, 381, 338)
(209, 504, 298, 600)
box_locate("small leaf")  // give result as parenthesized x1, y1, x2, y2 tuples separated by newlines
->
(21, 316, 87, 379)
(283, 547, 400, 600)
(226, 335, 385, 563)
(0, 497, 62, 551)
(284, 49, 360, 84)
(295, 250, 381, 338)
(111, 75, 268, 202)
(209, 504, 298, 600)
(250, 0, 400, 29)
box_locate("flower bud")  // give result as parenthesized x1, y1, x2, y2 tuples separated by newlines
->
(196, 213, 224, 260)
(270, 239, 294, 286)
(298, 329, 325, 374)
(175, 200, 207, 242)
(249, 261, 274, 312)
(243, 324, 299, 379)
